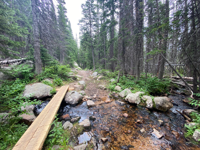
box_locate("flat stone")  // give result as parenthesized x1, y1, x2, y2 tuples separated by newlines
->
(119, 89, 132, 98)
(115, 86, 122, 91)
(74, 144, 87, 150)
(71, 116, 81, 123)
(101, 138, 108, 143)
(152, 128, 164, 139)
(43, 78, 53, 84)
(87, 100, 95, 107)
(97, 76, 104, 80)
(61, 114, 70, 120)
(19, 113, 36, 125)
(78, 81, 85, 86)
(79, 119, 91, 128)
(92, 72, 98, 77)
(123, 113, 128, 118)
(63, 121, 73, 130)
(21, 102, 34, 113)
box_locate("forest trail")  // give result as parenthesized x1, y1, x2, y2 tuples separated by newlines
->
(58, 70, 199, 150)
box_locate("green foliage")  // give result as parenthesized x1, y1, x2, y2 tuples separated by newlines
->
(44, 118, 70, 149)
(108, 74, 170, 95)
(50, 88, 57, 95)
(53, 77, 63, 86)
(98, 69, 118, 78)
(37, 64, 71, 82)
(0, 116, 28, 150)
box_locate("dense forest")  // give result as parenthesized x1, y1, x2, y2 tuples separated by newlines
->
(0, 0, 200, 149)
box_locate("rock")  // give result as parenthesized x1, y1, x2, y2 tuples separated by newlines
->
(21, 103, 34, 113)
(78, 81, 85, 86)
(0, 113, 9, 123)
(136, 119, 143, 124)
(64, 91, 83, 105)
(87, 100, 95, 107)
(117, 101, 125, 105)
(154, 97, 173, 112)
(172, 130, 179, 139)
(115, 86, 122, 91)
(76, 75, 82, 79)
(101, 138, 108, 143)
(142, 95, 153, 109)
(110, 78, 115, 82)
(33, 101, 49, 116)
(183, 109, 197, 117)
(69, 75, 77, 80)
(74, 84, 84, 90)
(19, 113, 36, 125)
(63, 121, 73, 130)
(71, 116, 81, 123)
(89, 116, 96, 121)
(79, 119, 91, 128)
(158, 120, 164, 126)
(119, 89, 132, 98)
(52, 145, 60, 150)
(98, 85, 107, 90)
(140, 128, 145, 133)
(79, 91, 86, 96)
(152, 128, 164, 139)
(61, 114, 70, 120)
(97, 76, 104, 80)
(185, 122, 199, 128)
(193, 129, 200, 142)
(123, 113, 128, 118)
(43, 78, 53, 84)
(92, 72, 98, 77)
(125, 92, 144, 104)
(74, 144, 87, 150)
(23, 83, 53, 99)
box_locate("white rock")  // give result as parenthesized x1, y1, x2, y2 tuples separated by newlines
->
(79, 119, 91, 128)
(23, 83, 53, 99)
(87, 100, 95, 107)
(193, 129, 200, 142)
(125, 92, 144, 104)
(92, 72, 98, 77)
(78, 81, 85, 86)
(63, 121, 73, 130)
(64, 91, 83, 105)
(115, 86, 122, 91)
(142, 95, 153, 109)
(74, 144, 87, 150)
(152, 128, 164, 139)
(154, 97, 173, 112)
(119, 89, 132, 98)
(110, 78, 115, 82)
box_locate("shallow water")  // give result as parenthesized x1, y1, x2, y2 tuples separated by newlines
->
(35, 92, 200, 150)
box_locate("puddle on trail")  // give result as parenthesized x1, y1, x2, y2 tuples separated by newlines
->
(35, 92, 200, 149)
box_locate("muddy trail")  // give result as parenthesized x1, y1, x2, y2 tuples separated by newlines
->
(38, 70, 200, 149)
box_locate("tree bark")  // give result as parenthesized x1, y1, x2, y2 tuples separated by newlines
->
(31, 0, 42, 74)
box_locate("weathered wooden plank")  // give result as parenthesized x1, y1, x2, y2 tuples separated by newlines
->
(13, 85, 69, 150)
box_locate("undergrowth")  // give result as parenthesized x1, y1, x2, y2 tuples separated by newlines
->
(108, 73, 171, 95)
(0, 63, 71, 149)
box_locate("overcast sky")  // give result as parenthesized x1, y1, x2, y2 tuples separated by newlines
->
(65, 0, 86, 45)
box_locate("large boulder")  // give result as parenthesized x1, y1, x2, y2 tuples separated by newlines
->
(142, 95, 153, 109)
(119, 88, 132, 98)
(125, 92, 144, 104)
(154, 97, 173, 112)
(193, 129, 200, 142)
(23, 83, 53, 99)
(64, 91, 83, 105)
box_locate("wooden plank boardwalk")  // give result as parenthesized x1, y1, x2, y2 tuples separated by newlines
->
(13, 85, 69, 150)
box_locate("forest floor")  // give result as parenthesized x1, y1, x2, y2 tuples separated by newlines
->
(59, 70, 199, 150)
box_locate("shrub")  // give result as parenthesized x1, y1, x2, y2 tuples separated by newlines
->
(53, 77, 63, 86)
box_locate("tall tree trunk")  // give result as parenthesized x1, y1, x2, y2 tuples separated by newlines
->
(158, 0, 169, 79)
(31, 0, 42, 74)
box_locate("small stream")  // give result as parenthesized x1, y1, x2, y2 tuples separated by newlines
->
(35, 89, 200, 150)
